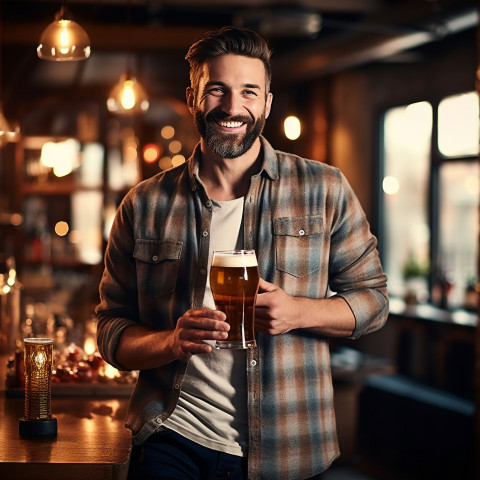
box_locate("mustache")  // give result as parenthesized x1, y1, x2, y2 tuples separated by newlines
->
(206, 111, 253, 124)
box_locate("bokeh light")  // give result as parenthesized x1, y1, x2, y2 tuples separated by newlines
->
(143, 143, 161, 164)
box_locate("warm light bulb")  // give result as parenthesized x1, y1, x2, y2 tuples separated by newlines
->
(59, 21, 71, 54)
(120, 81, 136, 110)
(35, 351, 47, 369)
(284, 116, 301, 140)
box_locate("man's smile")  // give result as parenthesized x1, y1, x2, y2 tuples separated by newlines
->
(217, 120, 245, 129)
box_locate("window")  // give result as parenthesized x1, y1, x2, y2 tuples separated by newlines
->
(381, 92, 479, 309)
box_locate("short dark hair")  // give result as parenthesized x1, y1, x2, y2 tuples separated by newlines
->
(185, 26, 272, 94)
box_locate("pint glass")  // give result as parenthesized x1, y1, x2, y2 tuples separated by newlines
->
(210, 250, 259, 349)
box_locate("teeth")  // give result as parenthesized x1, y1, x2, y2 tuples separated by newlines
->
(218, 121, 243, 128)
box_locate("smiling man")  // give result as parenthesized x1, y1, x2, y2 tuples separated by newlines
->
(190, 54, 272, 161)
(96, 27, 388, 480)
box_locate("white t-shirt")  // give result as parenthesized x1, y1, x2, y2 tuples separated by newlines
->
(162, 197, 248, 456)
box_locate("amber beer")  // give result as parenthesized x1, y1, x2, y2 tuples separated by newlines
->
(210, 250, 259, 349)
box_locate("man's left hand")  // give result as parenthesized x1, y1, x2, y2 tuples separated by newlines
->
(254, 278, 300, 335)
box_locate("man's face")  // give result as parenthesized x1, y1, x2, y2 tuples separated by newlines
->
(187, 54, 273, 159)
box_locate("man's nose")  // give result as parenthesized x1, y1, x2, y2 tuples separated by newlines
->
(221, 92, 244, 116)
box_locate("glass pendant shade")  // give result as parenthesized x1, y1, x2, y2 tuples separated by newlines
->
(37, 8, 91, 61)
(107, 73, 150, 115)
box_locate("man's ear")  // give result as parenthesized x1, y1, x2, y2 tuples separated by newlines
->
(186, 87, 195, 114)
(265, 92, 273, 119)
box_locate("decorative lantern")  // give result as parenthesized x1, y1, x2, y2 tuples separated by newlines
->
(19, 338, 57, 436)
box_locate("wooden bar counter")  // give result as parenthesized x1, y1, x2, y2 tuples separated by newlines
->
(0, 383, 132, 480)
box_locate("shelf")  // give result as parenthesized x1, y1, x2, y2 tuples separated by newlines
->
(21, 183, 102, 195)
(23, 257, 101, 268)
(389, 297, 477, 328)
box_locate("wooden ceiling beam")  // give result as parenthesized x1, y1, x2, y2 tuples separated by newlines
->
(272, 7, 478, 84)
(9, 0, 382, 13)
(1, 23, 210, 51)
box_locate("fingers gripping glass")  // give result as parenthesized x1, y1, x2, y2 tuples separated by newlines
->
(210, 250, 259, 349)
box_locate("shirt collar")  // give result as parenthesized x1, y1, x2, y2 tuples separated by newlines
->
(258, 136, 279, 181)
(187, 135, 278, 192)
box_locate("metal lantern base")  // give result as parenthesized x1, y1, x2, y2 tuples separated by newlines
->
(19, 417, 57, 437)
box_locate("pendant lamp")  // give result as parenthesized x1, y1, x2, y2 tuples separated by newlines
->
(106, 0, 148, 115)
(107, 71, 150, 115)
(37, 4, 91, 62)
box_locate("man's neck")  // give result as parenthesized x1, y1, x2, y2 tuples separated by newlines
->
(198, 138, 262, 201)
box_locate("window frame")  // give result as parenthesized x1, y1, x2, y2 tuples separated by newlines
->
(378, 90, 479, 306)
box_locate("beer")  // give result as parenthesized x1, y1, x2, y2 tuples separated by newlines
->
(210, 250, 259, 349)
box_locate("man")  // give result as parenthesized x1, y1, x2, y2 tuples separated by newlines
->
(96, 26, 388, 480)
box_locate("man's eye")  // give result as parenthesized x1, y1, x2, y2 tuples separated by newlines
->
(208, 87, 224, 95)
(244, 90, 258, 96)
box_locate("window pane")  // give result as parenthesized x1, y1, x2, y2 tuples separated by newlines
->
(71, 191, 103, 265)
(438, 161, 479, 308)
(438, 92, 479, 157)
(382, 101, 432, 300)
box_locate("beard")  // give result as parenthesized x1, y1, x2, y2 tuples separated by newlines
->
(194, 109, 266, 159)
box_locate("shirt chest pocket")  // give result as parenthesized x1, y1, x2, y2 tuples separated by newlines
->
(273, 216, 323, 278)
(133, 239, 183, 298)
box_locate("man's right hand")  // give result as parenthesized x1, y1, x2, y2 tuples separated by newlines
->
(172, 307, 229, 361)
(114, 308, 229, 370)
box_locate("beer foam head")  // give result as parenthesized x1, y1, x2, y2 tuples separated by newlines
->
(212, 250, 258, 267)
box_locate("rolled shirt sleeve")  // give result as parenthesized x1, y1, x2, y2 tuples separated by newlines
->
(327, 169, 388, 338)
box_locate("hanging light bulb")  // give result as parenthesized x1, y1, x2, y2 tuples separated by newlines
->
(37, 4, 91, 62)
(107, 72, 149, 115)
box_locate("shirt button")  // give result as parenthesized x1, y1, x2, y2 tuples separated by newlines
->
(206, 200, 212, 208)
(202, 231, 209, 237)
(299, 229, 306, 236)
(200, 268, 207, 275)
(152, 255, 159, 262)
(250, 360, 257, 367)
(174, 383, 180, 390)
(155, 417, 163, 424)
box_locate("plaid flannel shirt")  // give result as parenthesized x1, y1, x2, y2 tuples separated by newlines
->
(96, 136, 388, 480)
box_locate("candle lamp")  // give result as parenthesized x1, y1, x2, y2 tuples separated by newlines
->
(19, 338, 57, 436)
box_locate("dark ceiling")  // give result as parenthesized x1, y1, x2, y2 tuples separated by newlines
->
(0, 0, 477, 130)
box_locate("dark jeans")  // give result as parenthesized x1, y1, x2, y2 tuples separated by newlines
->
(127, 428, 247, 480)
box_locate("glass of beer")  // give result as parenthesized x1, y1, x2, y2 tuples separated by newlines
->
(210, 250, 259, 349)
